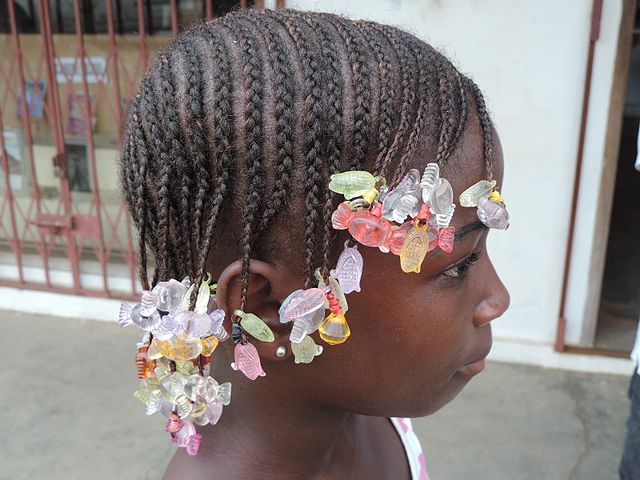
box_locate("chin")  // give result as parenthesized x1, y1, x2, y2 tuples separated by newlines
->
(415, 374, 472, 417)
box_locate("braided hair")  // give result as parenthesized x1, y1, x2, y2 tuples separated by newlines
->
(119, 9, 494, 311)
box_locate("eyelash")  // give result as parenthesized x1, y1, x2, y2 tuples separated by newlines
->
(443, 251, 482, 279)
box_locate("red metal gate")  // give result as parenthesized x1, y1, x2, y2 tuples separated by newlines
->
(0, 0, 284, 299)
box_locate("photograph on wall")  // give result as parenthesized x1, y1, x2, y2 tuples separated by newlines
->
(1, 130, 25, 190)
(65, 141, 91, 193)
(16, 80, 46, 120)
(66, 92, 96, 137)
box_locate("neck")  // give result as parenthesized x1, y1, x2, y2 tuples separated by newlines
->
(165, 358, 356, 479)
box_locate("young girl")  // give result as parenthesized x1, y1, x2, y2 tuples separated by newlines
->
(117, 8, 510, 479)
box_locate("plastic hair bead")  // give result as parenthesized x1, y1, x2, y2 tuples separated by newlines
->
(236, 310, 275, 343)
(330, 241, 363, 294)
(319, 313, 351, 345)
(231, 342, 266, 380)
(328, 171, 377, 200)
(291, 335, 323, 364)
(459, 180, 497, 207)
(400, 224, 430, 273)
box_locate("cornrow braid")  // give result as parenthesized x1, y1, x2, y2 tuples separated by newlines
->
(244, 11, 296, 234)
(190, 26, 235, 279)
(374, 23, 418, 180)
(304, 14, 345, 281)
(272, 10, 326, 287)
(137, 74, 176, 283)
(392, 36, 433, 184)
(325, 15, 374, 172)
(450, 69, 468, 161)
(158, 55, 195, 278)
(224, 16, 268, 311)
(465, 76, 494, 178)
(128, 101, 151, 290)
(355, 21, 399, 178)
(173, 38, 212, 289)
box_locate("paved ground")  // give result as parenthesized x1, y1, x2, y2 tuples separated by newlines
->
(0, 310, 631, 480)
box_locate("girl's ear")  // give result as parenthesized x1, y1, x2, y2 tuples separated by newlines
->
(215, 258, 298, 361)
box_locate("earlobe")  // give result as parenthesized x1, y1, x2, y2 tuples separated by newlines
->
(215, 258, 297, 363)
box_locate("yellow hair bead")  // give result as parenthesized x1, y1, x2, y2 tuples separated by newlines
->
(489, 191, 505, 203)
(362, 188, 379, 205)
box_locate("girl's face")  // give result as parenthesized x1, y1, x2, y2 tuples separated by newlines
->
(306, 117, 510, 417)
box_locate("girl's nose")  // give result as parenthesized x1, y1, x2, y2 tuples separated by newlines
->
(473, 270, 510, 328)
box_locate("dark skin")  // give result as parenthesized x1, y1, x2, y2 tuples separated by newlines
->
(164, 111, 510, 480)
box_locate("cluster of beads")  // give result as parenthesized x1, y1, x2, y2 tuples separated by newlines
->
(278, 268, 354, 357)
(329, 162, 509, 274)
(118, 276, 230, 456)
(459, 179, 510, 230)
(329, 163, 458, 273)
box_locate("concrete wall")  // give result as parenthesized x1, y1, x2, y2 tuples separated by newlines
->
(283, 0, 624, 350)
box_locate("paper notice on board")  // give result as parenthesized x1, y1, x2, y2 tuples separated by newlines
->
(55, 57, 107, 84)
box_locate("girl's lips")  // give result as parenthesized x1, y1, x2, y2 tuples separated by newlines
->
(457, 358, 486, 377)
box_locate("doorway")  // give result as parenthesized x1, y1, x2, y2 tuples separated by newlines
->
(595, 4, 640, 352)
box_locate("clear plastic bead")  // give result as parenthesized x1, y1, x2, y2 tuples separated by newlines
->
(459, 180, 497, 207)
(152, 279, 187, 313)
(428, 178, 454, 215)
(477, 197, 510, 230)
(420, 163, 440, 198)
(282, 288, 326, 321)
(291, 334, 323, 364)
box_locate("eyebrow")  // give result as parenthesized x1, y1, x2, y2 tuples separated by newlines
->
(454, 221, 488, 241)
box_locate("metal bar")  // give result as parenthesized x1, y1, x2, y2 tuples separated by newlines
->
(72, 0, 110, 293)
(105, 0, 124, 141)
(275, 0, 284, 9)
(39, 0, 84, 291)
(170, 0, 179, 37)
(240, 0, 247, 10)
(22, 0, 55, 287)
(0, 107, 25, 284)
(137, 0, 149, 70)
(205, 0, 213, 20)
(555, 0, 604, 352)
(105, 0, 136, 295)
(7, 0, 44, 205)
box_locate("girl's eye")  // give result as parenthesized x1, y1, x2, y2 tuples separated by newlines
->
(443, 251, 482, 279)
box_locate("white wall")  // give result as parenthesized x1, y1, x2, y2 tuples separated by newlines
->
(287, 0, 622, 348)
